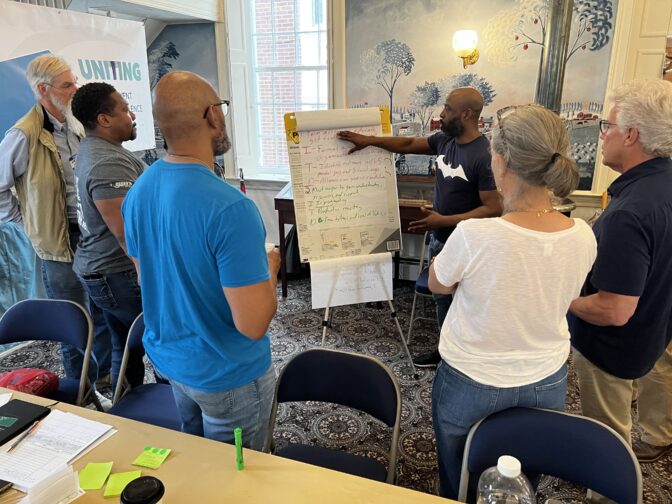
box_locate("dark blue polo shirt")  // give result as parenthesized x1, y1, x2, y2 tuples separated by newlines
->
(572, 157, 672, 379)
(427, 133, 495, 242)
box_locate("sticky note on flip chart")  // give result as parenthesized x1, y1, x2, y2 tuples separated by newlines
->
(133, 446, 172, 469)
(78, 462, 113, 490)
(103, 470, 142, 497)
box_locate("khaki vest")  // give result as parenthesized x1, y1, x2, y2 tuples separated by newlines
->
(13, 104, 72, 262)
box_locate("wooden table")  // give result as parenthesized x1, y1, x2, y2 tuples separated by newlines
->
(0, 389, 452, 503)
(274, 183, 426, 297)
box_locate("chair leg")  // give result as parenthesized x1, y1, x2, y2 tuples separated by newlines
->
(406, 293, 419, 344)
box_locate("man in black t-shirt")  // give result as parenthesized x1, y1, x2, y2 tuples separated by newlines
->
(338, 88, 501, 366)
(570, 80, 672, 462)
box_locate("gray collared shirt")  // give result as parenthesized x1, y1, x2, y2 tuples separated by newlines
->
(0, 109, 80, 223)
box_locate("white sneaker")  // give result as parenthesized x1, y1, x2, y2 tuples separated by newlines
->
(94, 390, 113, 412)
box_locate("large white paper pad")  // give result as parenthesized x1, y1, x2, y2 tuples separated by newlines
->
(310, 253, 393, 309)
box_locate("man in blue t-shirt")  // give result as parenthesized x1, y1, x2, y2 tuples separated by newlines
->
(122, 71, 280, 450)
(570, 80, 672, 462)
(337, 88, 501, 366)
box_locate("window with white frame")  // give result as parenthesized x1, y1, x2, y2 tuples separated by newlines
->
(228, 0, 329, 180)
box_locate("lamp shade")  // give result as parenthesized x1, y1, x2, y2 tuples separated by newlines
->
(453, 30, 478, 58)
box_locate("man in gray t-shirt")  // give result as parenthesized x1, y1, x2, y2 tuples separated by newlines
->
(71, 82, 146, 391)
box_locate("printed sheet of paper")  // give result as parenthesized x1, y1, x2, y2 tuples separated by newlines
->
(288, 108, 401, 262)
(310, 253, 393, 309)
(0, 410, 113, 492)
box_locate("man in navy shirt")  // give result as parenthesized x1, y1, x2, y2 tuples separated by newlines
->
(338, 88, 501, 366)
(570, 79, 672, 462)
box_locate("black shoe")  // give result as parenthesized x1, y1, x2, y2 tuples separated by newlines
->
(413, 349, 441, 368)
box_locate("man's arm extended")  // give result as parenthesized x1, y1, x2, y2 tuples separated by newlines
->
(337, 130, 434, 155)
(95, 197, 127, 252)
(223, 248, 280, 340)
(569, 290, 639, 327)
(408, 190, 501, 233)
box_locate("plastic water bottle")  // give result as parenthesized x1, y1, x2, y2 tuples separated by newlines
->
(476, 455, 536, 504)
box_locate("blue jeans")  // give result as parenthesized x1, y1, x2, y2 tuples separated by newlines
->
(432, 361, 568, 499)
(0, 222, 45, 315)
(40, 223, 111, 382)
(169, 366, 275, 451)
(79, 268, 144, 391)
(428, 234, 452, 328)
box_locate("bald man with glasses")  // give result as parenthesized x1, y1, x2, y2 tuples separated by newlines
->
(122, 71, 279, 448)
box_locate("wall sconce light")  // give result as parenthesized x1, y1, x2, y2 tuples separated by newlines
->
(453, 30, 479, 69)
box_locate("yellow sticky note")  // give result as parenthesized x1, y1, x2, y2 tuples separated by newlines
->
(103, 470, 142, 497)
(132, 446, 172, 470)
(78, 462, 113, 490)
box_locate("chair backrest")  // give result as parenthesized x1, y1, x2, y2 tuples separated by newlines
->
(275, 348, 400, 426)
(266, 348, 402, 482)
(0, 299, 94, 406)
(458, 407, 643, 504)
(113, 312, 144, 404)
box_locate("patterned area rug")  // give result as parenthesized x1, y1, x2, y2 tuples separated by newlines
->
(1, 278, 670, 502)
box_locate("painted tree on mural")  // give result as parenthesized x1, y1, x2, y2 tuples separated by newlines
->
(147, 41, 180, 89)
(409, 82, 439, 134)
(361, 39, 415, 121)
(483, 0, 614, 66)
(437, 73, 497, 107)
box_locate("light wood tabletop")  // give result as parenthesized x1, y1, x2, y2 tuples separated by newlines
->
(0, 389, 453, 503)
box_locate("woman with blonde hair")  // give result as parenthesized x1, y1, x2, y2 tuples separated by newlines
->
(429, 104, 597, 499)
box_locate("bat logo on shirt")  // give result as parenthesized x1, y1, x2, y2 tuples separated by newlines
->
(436, 155, 469, 182)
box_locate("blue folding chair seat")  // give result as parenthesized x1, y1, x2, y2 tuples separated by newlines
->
(108, 313, 181, 432)
(279, 444, 388, 481)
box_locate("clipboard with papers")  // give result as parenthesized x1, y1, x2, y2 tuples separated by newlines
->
(0, 409, 116, 492)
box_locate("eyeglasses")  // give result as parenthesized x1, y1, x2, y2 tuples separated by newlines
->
(203, 99, 230, 119)
(44, 81, 78, 91)
(495, 105, 520, 151)
(598, 120, 619, 134)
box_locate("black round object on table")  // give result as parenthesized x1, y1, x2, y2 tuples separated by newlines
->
(120, 476, 165, 504)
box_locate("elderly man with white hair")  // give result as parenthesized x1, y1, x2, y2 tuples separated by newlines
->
(570, 79, 672, 463)
(0, 54, 111, 403)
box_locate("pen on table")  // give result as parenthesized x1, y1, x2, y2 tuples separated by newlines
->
(7, 420, 40, 453)
(234, 427, 244, 470)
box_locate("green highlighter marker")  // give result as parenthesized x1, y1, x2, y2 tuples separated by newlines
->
(234, 427, 244, 470)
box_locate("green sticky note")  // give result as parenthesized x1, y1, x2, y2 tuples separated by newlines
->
(132, 446, 172, 470)
(78, 462, 113, 490)
(103, 470, 142, 498)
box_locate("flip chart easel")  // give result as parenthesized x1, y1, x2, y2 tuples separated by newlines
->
(284, 108, 416, 374)
(311, 253, 418, 374)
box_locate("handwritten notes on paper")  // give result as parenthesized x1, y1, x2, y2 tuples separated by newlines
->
(288, 109, 401, 263)
(310, 253, 393, 309)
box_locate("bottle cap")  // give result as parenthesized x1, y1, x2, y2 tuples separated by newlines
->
(497, 455, 521, 478)
(120, 476, 165, 504)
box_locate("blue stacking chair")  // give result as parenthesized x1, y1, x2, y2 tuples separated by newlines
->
(0, 299, 100, 408)
(406, 231, 435, 345)
(264, 348, 401, 484)
(108, 313, 181, 431)
(458, 407, 643, 504)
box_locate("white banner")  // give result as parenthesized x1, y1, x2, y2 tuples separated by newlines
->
(0, 1, 154, 151)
